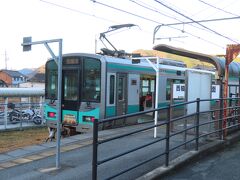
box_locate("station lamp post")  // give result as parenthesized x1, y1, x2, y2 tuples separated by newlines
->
(132, 57, 160, 138)
(21, 37, 63, 169)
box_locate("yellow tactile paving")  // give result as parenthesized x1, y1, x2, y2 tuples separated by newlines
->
(61, 144, 84, 152)
(12, 158, 33, 164)
(39, 150, 56, 157)
(25, 154, 45, 161)
(0, 162, 18, 168)
(79, 140, 92, 146)
(0, 138, 95, 169)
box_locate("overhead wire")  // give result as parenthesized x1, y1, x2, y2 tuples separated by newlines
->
(40, 0, 118, 24)
(91, 0, 162, 24)
(40, 0, 226, 49)
(156, 0, 240, 43)
(154, 0, 240, 44)
(193, 0, 224, 16)
(129, 0, 183, 23)
(129, 0, 222, 38)
(92, 0, 225, 49)
(198, 0, 239, 17)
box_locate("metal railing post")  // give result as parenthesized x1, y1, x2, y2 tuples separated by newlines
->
(92, 118, 99, 180)
(219, 98, 224, 140)
(195, 98, 200, 151)
(214, 100, 220, 131)
(165, 105, 171, 167)
(20, 103, 23, 130)
(238, 96, 240, 128)
(4, 97, 8, 129)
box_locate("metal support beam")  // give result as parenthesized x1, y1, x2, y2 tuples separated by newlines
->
(131, 57, 160, 138)
(4, 97, 8, 129)
(44, 43, 57, 63)
(22, 37, 63, 169)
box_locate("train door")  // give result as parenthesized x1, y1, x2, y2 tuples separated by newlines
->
(140, 75, 155, 111)
(116, 73, 128, 116)
(62, 69, 80, 110)
(62, 68, 80, 124)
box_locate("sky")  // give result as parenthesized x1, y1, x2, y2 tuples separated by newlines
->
(0, 0, 240, 70)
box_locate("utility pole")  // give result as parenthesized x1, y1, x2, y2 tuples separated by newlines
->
(4, 50, 8, 70)
(1, 50, 8, 70)
(223, 44, 240, 138)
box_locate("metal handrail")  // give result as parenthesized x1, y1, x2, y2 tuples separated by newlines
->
(92, 97, 240, 180)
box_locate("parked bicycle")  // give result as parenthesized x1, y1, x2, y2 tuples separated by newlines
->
(8, 103, 42, 125)
(23, 108, 42, 125)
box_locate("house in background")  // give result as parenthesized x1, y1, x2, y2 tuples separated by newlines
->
(0, 79, 8, 87)
(0, 70, 27, 87)
(19, 73, 45, 88)
(19, 65, 45, 88)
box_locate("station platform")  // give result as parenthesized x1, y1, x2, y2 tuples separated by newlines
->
(0, 121, 238, 180)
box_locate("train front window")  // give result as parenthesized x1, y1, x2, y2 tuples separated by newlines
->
(63, 70, 78, 101)
(46, 60, 58, 99)
(82, 58, 101, 102)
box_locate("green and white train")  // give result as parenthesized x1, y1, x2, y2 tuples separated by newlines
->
(44, 53, 239, 132)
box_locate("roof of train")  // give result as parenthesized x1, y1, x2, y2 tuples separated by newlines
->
(62, 53, 214, 74)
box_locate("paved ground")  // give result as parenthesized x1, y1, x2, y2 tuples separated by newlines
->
(0, 119, 239, 180)
(162, 141, 240, 180)
(0, 122, 197, 180)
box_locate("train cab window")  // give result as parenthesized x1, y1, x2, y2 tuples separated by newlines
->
(63, 71, 78, 101)
(46, 60, 58, 99)
(109, 75, 115, 104)
(82, 58, 101, 102)
(166, 79, 184, 100)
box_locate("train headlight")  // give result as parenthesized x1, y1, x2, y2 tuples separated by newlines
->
(48, 112, 56, 118)
(83, 116, 95, 122)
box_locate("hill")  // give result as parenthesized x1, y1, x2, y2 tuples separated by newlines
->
(18, 68, 36, 76)
(27, 65, 45, 82)
(133, 49, 214, 68)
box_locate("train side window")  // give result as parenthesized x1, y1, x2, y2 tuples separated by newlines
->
(118, 77, 124, 100)
(109, 75, 115, 104)
(142, 80, 149, 96)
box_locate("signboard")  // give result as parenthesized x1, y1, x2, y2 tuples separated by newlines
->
(173, 84, 185, 99)
(211, 85, 220, 99)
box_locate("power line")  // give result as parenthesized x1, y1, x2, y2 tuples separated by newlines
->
(154, 0, 239, 44)
(193, 0, 224, 16)
(129, 0, 234, 39)
(91, 0, 162, 24)
(38, 0, 150, 43)
(159, 15, 240, 26)
(40, 0, 118, 24)
(92, 0, 225, 49)
(129, 0, 182, 22)
(198, 0, 239, 17)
